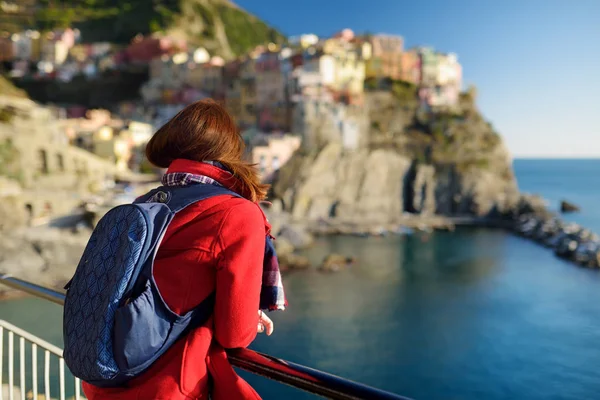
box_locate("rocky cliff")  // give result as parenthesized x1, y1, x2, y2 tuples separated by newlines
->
(273, 88, 520, 223)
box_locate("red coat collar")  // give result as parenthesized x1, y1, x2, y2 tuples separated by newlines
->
(166, 159, 250, 200)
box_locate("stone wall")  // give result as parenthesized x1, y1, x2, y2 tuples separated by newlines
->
(0, 96, 117, 220)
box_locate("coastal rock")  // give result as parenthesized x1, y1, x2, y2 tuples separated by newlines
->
(560, 200, 580, 213)
(0, 227, 89, 296)
(273, 91, 520, 222)
(277, 223, 313, 249)
(0, 178, 27, 230)
(280, 142, 412, 222)
(319, 254, 355, 272)
(290, 142, 343, 220)
(412, 164, 436, 214)
(274, 237, 295, 257)
(0, 234, 46, 285)
(24, 228, 89, 274)
(279, 253, 310, 271)
(515, 194, 548, 217)
(262, 204, 314, 249)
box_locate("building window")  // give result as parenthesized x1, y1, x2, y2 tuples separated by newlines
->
(38, 149, 49, 174)
(56, 153, 64, 172)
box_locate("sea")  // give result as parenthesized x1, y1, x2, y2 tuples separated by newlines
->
(1, 159, 600, 400)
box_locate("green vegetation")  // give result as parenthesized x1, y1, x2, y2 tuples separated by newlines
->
(0, 76, 28, 100)
(216, 4, 284, 56)
(364, 77, 378, 91)
(6, 0, 284, 58)
(391, 79, 418, 106)
(0, 107, 14, 124)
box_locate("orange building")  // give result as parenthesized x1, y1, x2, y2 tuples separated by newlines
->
(400, 50, 420, 84)
(365, 34, 404, 80)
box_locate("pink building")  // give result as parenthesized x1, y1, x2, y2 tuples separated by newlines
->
(125, 36, 187, 63)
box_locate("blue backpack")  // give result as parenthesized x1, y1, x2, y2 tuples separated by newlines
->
(63, 184, 241, 387)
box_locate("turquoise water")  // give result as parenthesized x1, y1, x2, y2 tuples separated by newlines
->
(2, 159, 600, 399)
(515, 159, 600, 232)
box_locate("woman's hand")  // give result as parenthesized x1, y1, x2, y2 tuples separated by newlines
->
(257, 310, 274, 336)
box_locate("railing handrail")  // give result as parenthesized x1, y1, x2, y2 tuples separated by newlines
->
(0, 319, 64, 357)
(0, 275, 412, 400)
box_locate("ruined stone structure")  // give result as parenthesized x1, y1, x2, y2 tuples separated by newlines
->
(0, 96, 117, 222)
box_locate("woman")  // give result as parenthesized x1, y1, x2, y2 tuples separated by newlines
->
(83, 100, 283, 400)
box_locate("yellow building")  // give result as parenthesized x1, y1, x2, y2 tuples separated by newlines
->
(92, 126, 133, 173)
(320, 34, 368, 97)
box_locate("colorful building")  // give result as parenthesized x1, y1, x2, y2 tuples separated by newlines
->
(436, 53, 462, 87)
(417, 47, 439, 87)
(125, 35, 187, 64)
(256, 51, 288, 131)
(187, 58, 224, 98)
(239, 58, 258, 128)
(400, 49, 420, 84)
(364, 34, 404, 81)
(319, 30, 368, 98)
(224, 60, 242, 122)
(251, 134, 301, 180)
(288, 34, 319, 49)
(416, 50, 462, 108)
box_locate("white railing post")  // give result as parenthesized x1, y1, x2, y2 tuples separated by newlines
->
(0, 326, 3, 400)
(19, 337, 25, 400)
(59, 359, 66, 400)
(75, 377, 81, 400)
(0, 321, 84, 400)
(44, 351, 50, 400)
(8, 331, 14, 400)
(31, 343, 38, 400)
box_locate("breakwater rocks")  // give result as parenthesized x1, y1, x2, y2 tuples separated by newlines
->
(512, 214, 600, 268)
(503, 194, 599, 268)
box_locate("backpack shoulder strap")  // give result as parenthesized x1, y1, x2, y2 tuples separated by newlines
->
(137, 184, 243, 214)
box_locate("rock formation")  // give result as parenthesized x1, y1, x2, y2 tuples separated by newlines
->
(0, 227, 90, 297)
(560, 200, 580, 213)
(272, 90, 520, 223)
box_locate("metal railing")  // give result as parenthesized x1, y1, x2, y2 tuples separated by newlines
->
(0, 275, 411, 400)
(0, 320, 83, 400)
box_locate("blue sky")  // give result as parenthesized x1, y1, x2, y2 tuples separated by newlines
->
(235, 0, 600, 158)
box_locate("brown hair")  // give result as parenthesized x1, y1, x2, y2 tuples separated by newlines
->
(145, 99, 269, 202)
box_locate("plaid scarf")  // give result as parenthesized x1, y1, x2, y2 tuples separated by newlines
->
(161, 163, 287, 311)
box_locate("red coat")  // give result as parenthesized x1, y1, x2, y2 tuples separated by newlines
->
(83, 159, 269, 400)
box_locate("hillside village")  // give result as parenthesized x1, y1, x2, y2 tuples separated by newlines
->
(2, 22, 465, 190)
